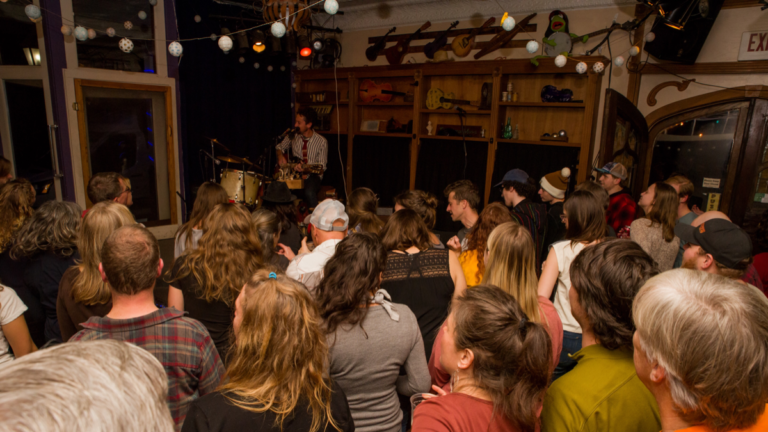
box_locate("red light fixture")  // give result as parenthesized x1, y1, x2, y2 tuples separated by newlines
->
(300, 47, 312, 57)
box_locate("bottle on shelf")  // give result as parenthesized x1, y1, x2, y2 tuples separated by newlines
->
(503, 117, 512, 139)
(513, 124, 519, 140)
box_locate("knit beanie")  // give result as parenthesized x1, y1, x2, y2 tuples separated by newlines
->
(540, 167, 571, 199)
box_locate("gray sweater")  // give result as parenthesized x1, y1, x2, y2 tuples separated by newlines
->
(328, 304, 431, 432)
(630, 219, 680, 272)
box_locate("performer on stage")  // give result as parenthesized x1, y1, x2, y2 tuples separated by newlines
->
(275, 107, 327, 209)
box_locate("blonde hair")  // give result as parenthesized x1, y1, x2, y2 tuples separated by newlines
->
(172, 203, 263, 305)
(483, 222, 541, 324)
(220, 270, 340, 432)
(634, 269, 768, 430)
(0, 179, 36, 252)
(665, 175, 694, 200)
(72, 202, 135, 305)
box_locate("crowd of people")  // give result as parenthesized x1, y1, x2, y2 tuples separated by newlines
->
(0, 158, 766, 432)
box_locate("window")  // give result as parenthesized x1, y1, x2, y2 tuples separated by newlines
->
(0, 2, 40, 66)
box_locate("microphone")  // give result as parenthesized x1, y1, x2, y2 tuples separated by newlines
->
(278, 128, 294, 141)
(201, 150, 220, 165)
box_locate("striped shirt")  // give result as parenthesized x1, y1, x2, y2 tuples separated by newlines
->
(276, 130, 328, 172)
(71, 307, 225, 431)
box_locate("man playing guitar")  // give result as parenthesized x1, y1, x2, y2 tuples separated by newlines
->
(276, 107, 328, 209)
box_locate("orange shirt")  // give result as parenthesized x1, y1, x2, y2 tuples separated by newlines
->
(677, 405, 768, 432)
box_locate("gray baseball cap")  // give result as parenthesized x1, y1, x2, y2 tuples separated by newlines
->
(310, 199, 349, 232)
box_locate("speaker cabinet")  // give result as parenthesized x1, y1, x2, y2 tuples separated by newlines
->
(644, 0, 725, 64)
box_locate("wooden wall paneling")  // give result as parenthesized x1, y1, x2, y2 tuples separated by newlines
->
(720, 102, 752, 216)
(164, 87, 177, 224)
(74, 79, 92, 208)
(485, 67, 502, 205)
(583, 71, 604, 183)
(410, 70, 423, 190)
(731, 99, 768, 225)
(347, 73, 355, 195)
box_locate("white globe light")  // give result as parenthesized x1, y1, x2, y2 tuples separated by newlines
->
(280, 65, 286, 71)
(291, 61, 297, 67)
(526, 40, 539, 54)
(254, 62, 260, 69)
(614, 56, 625, 67)
(74, 26, 88, 41)
(592, 61, 605, 74)
(629, 46, 640, 57)
(554, 54, 567, 68)
(268, 65, 274, 72)
(119, 37, 134, 53)
(645, 32, 656, 42)
(194, 15, 202, 23)
(124, 21, 133, 30)
(239, 56, 245, 63)
(271, 22, 286, 38)
(61, 25, 73, 36)
(575, 61, 587, 74)
(210, 33, 218, 41)
(218, 35, 233, 52)
(25, 5, 41, 21)
(149, 0, 158, 5)
(324, 0, 339, 15)
(502, 16, 515, 31)
(138, 11, 148, 20)
(106, 27, 116, 37)
(168, 41, 183, 57)
(87, 28, 97, 39)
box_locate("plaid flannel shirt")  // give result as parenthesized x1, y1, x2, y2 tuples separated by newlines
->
(606, 190, 637, 234)
(71, 308, 225, 431)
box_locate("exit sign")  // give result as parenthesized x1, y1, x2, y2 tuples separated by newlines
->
(739, 31, 768, 61)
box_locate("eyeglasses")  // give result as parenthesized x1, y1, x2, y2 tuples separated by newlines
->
(118, 187, 132, 196)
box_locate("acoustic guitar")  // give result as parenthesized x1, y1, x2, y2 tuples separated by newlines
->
(365, 27, 396, 62)
(384, 21, 431, 65)
(451, 17, 495, 58)
(438, 83, 493, 110)
(423, 21, 459, 59)
(358, 79, 409, 103)
(426, 87, 455, 110)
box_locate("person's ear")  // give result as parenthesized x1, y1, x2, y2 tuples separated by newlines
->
(701, 253, 715, 270)
(157, 258, 164, 278)
(457, 348, 475, 371)
(98, 263, 108, 283)
(649, 363, 666, 384)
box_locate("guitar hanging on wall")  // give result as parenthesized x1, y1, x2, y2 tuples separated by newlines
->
(384, 21, 431, 65)
(358, 79, 413, 103)
(423, 21, 459, 59)
(451, 17, 495, 58)
(365, 27, 396, 62)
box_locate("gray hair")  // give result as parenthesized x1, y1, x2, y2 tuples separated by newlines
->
(633, 269, 768, 429)
(0, 340, 174, 432)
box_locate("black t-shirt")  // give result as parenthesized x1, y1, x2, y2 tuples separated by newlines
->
(544, 201, 567, 250)
(181, 381, 355, 432)
(171, 257, 234, 363)
(280, 222, 303, 255)
(24, 250, 79, 343)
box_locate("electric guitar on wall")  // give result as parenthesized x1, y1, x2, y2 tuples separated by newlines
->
(384, 21, 431, 65)
(451, 17, 495, 58)
(365, 27, 396, 62)
(424, 21, 459, 59)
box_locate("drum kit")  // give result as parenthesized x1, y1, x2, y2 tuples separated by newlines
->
(205, 137, 264, 207)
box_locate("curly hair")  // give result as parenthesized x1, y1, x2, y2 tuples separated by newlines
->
(171, 203, 263, 306)
(394, 189, 438, 229)
(569, 239, 659, 351)
(10, 200, 81, 260)
(220, 269, 341, 432)
(464, 203, 513, 281)
(0, 179, 36, 252)
(315, 233, 387, 336)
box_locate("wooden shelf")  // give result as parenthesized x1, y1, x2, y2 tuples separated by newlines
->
(355, 131, 412, 138)
(499, 102, 586, 108)
(418, 134, 488, 142)
(419, 109, 491, 115)
(357, 102, 413, 106)
(496, 138, 582, 148)
(318, 130, 346, 135)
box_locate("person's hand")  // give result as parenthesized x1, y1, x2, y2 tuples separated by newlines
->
(277, 243, 295, 261)
(446, 236, 461, 253)
(692, 205, 704, 216)
(422, 385, 448, 400)
(297, 237, 311, 255)
(294, 163, 305, 173)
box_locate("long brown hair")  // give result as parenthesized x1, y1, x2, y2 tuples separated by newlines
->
(483, 222, 541, 324)
(0, 179, 35, 252)
(465, 203, 513, 280)
(394, 189, 438, 229)
(564, 190, 607, 246)
(251, 209, 282, 264)
(10, 200, 80, 259)
(172, 203, 263, 305)
(315, 233, 387, 335)
(72, 202, 136, 305)
(176, 182, 228, 250)
(379, 208, 432, 251)
(347, 188, 384, 234)
(220, 269, 340, 432)
(451, 285, 551, 432)
(644, 182, 678, 242)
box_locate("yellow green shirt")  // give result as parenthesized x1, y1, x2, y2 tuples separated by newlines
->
(458, 249, 482, 287)
(541, 344, 660, 432)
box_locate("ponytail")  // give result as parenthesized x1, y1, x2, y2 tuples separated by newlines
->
(452, 285, 552, 432)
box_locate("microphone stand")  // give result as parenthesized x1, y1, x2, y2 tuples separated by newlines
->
(209, 138, 216, 182)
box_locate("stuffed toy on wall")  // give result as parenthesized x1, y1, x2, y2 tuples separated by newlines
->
(531, 10, 589, 66)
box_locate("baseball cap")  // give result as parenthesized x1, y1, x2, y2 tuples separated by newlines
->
(494, 169, 530, 187)
(594, 162, 628, 181)
(675, 219, 752, 268)
(310, 199, 349, 232)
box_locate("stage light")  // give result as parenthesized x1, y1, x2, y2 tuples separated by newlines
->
(300, 47, 312, 57)
(253, 43, 266, 53)
(252, 30, 265, 46)
(312, 38, 325, 52)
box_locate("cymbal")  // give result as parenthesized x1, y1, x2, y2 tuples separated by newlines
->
(204, 137, 230, 152)
(218, 155, 252, 165)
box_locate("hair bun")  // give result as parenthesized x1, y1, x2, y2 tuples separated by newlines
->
(422, 191, 438, 209)
(561, 167, 571, 179)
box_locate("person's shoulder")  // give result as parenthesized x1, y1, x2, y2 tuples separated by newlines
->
(173, 314, 214, 340)
(391, 302, 418, 324)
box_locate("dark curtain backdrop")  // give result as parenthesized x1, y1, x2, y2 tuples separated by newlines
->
(416, 138, 489, 233)
(352, 136, 410, 207)
(318, 132, 348, 198)
(176, 0, 293, 209)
